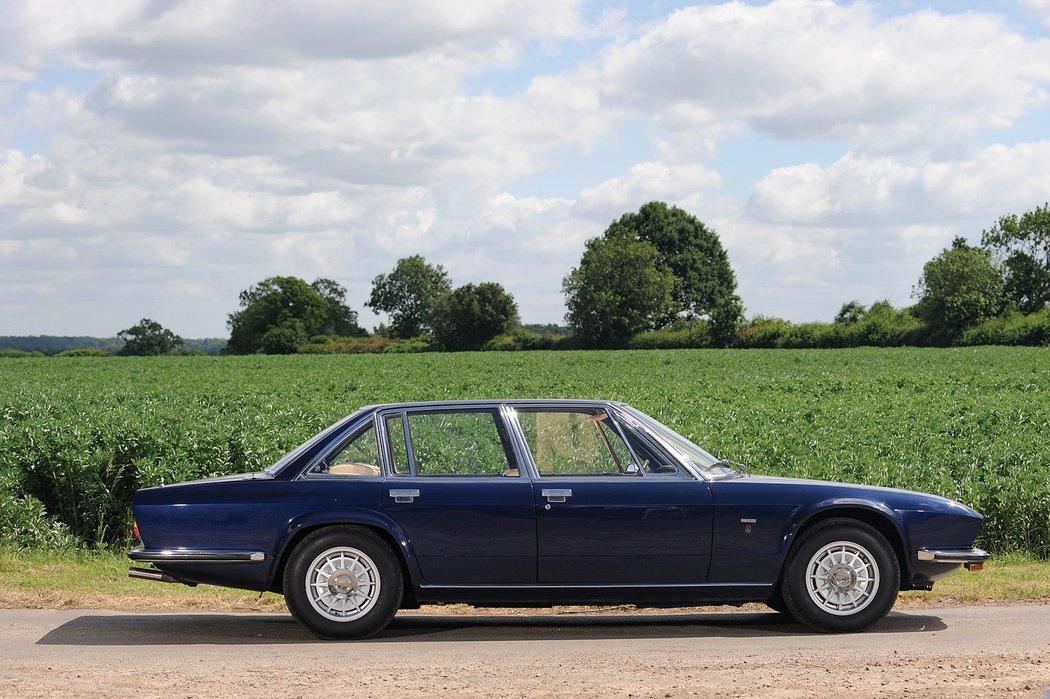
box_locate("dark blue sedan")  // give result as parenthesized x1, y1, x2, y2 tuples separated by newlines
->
(128, 400, 989, 638)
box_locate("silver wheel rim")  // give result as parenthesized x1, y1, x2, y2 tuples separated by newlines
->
(805, 540, 880, 616)
(304, 546, 381, 622)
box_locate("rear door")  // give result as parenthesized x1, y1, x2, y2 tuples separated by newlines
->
(512, 405, 712, 585)
(378, 406, 536, 585)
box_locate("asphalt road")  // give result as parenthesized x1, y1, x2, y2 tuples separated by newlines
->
(0, 605, 1048, 698)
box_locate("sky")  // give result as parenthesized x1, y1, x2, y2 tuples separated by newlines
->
(2, 0, 1050, 338)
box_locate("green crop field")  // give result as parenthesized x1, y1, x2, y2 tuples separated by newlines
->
(1, 347, 1047, 557)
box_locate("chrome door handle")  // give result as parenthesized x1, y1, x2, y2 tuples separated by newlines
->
(388, 489, 420, 503)
(541, 488, 572, 503)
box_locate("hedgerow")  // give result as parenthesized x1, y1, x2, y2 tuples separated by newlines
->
(0, 348, 1046, 556)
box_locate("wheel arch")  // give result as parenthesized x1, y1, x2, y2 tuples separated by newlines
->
(267, 510, 420, 601)
(782, 502, 910, 590)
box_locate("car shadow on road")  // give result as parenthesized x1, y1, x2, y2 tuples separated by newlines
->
(36, 609, 947, 645)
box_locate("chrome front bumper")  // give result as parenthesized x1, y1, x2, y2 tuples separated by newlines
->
(916, 547, 991, 565)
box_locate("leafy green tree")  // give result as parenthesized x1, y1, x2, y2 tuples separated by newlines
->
(913, 237, 1004, 343)
(834, 301, 866, 325)
(605, 202, 743, 344)
(117, 318, 184, 356)
(981, 204, 1050, 313)
(432, 283, 519, 351)
(261, 319, 308, 355)
(366, 255, 452, 338)
(310, 278, 367, 337)
(563, 236, 676, 347)
(226, 277, 331, 354)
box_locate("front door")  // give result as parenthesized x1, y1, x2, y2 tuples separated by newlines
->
(379, 407, 536, 585)
(514, 406, 712, 584)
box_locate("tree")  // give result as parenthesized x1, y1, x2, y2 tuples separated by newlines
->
(227, 276, 334, 354)
(366, 255, 451, 338)
(563, 236, 676, 347)
(834, 301, 866, 325)
(913, 237, 1003, 343)
(604, 202, 744, 344)
(431, 283, 519, 351)
(310, 278, 367, 337)
(117, 318, 183, 356)
(981, 203, 1050, 313)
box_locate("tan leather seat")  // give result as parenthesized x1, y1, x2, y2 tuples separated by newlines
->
(502, 468, 519, 477)
(329, 463, 381, 476)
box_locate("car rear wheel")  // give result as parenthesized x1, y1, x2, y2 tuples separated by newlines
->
(284, 526, 402, 639)
(781, 518, 899, 633)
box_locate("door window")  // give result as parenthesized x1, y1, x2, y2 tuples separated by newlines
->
(387, 410, 517, 477)
(517, 409, 640, 476)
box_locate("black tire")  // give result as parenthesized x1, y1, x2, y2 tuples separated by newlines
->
(781, 518, 899, 633)
(283, 525, 403, 640)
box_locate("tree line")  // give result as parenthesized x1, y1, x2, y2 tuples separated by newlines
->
(3, 201, 1047, 357)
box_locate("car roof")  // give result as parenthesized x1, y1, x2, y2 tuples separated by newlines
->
(359, 398, 627, 412)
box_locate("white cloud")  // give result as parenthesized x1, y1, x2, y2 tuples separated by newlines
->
(1022, 0, 1050, 29)
(579, 1, 1050, 154)
(748, 141, 1050, 226)
(575, 161, 722, 223)
(2, 1, 1050, 336)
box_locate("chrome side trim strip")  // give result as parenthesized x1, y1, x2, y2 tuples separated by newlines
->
(419, 582, 773, 590)
(127, 544, 265, 563)
(916, 547, 991, 563)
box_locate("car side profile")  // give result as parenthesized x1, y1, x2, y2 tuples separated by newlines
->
(128, 400, 989, 639)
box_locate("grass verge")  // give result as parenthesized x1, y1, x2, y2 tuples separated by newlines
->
(0, 548, 1046, 613)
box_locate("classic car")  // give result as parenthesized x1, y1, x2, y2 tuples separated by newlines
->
(128, 399, 989, 639)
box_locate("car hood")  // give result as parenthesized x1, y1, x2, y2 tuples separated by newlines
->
(741, 474, 929, 497)
(735, 474, 977, 515)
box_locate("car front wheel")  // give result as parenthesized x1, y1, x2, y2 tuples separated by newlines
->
(781, 518, 899, 633)
(283, 526, 402, 640)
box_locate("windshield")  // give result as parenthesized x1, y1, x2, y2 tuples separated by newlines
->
(263, 411, 364, 477)
(617, 406, 737, 479)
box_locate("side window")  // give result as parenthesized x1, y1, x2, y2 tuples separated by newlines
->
(517, 409, 639, 476)
(305, 423, 381, 477)
(621, 423, 679, 475)
(386, 415, 410, 475)
(406, 411, 515, 477)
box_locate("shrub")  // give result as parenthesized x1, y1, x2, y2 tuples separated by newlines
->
(483, 329, 557, 352)
(628, 328, 697, 350)
(0, 349, 44, 358)
(848, 305, 926, 347)
(382, 336, 435, 354)
(961, 308, 1050, 346)
(55, 348, 111, 357)
(734, 316, 794, 348)
(299, 336, 395, 354)
(0, 491, 82, 549)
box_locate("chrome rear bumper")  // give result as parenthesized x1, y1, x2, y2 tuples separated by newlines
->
(916, 547, 991, 565)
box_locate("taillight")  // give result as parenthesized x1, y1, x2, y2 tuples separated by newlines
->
(132, 519, 140, 540)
